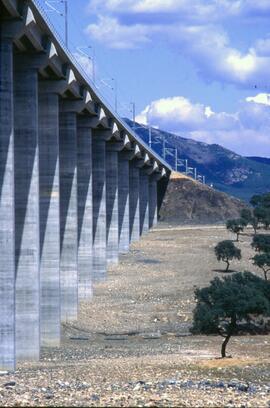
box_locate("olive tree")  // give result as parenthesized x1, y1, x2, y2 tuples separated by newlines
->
(251, 234, 270, 281)
(252, 234, 270, 253)
(251, 193, 270, 230)
(240, 208, 253, 224)
(215, 240, 241, 272)
(192, 272, 270, 358)
(253, 254, 270, 281)
(226, 219, 246, 241)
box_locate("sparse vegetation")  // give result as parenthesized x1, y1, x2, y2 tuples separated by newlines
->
(252, 234, 270, 253)
(250, 193, 270, 230)
(226, 219, 246, 241)
(214, 240, 241, 272)
(251, 234, 270, 281)
(192, 272, 270, 358)
(252, 254, 270, 281)
(240, 208, 253, 225)
(250, 216, 259, 235)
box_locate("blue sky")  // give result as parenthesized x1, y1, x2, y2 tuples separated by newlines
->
(41, 0, 270, 157)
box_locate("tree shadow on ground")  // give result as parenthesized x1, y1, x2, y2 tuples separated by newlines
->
(212, 269, 237, 274)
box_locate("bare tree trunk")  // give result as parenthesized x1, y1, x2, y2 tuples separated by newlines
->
(221, 334, 231, 358)
(225, 260, 230, 272)
(221, 316, 236, 358)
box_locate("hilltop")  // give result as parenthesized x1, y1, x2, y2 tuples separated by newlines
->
(125, 119, 270, 202)
(159, 172, 247, 224)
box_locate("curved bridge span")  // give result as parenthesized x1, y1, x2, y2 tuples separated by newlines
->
(0, 0, 171, 370)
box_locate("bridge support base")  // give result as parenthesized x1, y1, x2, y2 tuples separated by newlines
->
(149, 176, 158, 229)
(129, 161, 140, 243)
(39, 90, 61, 347)
(92, 133, 107, 282)
(59, 110, 78, 322)
(140, 170, 149, 235)
(0, 32, 15, 371)
(77, 119, 93, 300)
(106, 148, 119, 265)
(118, 154, 130, 253)
(14, 60, 40, 361)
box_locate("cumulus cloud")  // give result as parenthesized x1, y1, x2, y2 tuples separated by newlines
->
(85, 0, 270, 88)
(164, 24, 270, 87)
(136, 94, 270, 156)
(88, 0, 240, 22)
(246, 93, 270, 105)
(88, 0, 270, 21)
(85, 15, 151, 49)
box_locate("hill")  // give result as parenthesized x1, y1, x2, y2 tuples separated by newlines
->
(159, 172, 247, 224)
(125, 119, 270, 202)
(247, 157, 270, 166)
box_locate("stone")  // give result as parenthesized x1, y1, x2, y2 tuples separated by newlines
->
(4, 381, 16, 387)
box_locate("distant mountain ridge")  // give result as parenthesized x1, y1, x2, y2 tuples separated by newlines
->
(247, 157, 270, 166)
(125, 118, 270, 202)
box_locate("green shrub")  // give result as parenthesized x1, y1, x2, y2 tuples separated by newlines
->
(192, 272, 270, 357)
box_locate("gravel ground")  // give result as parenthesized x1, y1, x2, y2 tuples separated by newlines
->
(1, 225, 270, 407)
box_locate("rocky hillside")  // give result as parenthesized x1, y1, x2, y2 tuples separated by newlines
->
(125, 119, 270, 202)
(159, 172, 247, 224)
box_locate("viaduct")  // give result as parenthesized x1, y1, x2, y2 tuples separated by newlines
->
(0, 0, 171, 371)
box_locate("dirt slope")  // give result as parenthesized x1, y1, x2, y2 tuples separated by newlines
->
(159, 172, 247, 224)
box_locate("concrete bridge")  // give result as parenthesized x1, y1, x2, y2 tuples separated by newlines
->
(0, 0, 171, 371)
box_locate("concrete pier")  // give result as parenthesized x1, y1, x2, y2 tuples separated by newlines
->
(118, 153, 130, 253)
(59, 109, 78, 322)
(149, 175, 158, 228)
(77, 118, 93, 299)
(0, 29, 15, 371)
(14, 58, 40, 361)
(39, 87, 61, 347)
(0, 0, 171, 372)
(92, 132, 107, 281)
(129, 161, 140, 243)
(106, 146, 119, 264)
(140, 169, 149, 235)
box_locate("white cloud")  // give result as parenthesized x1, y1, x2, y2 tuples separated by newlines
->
(136, 94, 270, 156)
(165, 24, 270, 87)
(254, 38, 270, 57)
(88, 0, 270, 21)
(85, 15, 151, 49)
(85, 0, 270, 91)
(136, 96, 206, 130)
(246, 93, 270, 105)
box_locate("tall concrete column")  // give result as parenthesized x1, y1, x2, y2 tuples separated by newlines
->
(14, 57, 40, 361)
(140, 169, 149, 235)
(106, 146, 119, 264)
(149, 176, 158, 229)
(129, 160, 140, 243)
(118, 153, 130, 253)
(0, 28, 15, 371)
(59, 107, 78, 322)
(38, 87, 61, 347)
(92, 132, 107, 281)
(77, 117, 93, 300)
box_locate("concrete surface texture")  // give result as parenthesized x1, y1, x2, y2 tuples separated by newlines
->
(0, 0, 170, 371)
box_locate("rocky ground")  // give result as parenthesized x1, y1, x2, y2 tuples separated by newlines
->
(1, 225, 270, 407)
